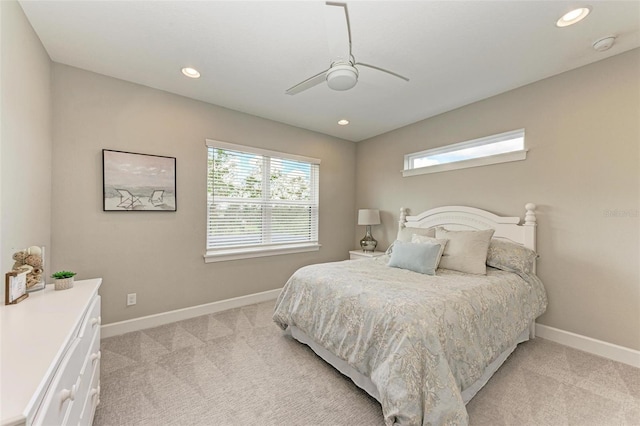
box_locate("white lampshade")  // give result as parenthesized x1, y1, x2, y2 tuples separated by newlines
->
(358, 209, 380, 226)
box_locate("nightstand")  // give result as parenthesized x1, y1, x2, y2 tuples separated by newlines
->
(349, 250, 386, 260)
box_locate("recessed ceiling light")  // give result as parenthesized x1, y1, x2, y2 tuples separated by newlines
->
(181, 67, 201, 78)
(338, 119, 350, 126)
(556, 7, 591, 27)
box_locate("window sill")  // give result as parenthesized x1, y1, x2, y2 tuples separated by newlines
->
(204, 243, 321, 263)
(402, 149, 528, 177)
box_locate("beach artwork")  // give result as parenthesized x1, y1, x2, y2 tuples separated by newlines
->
(103, 149, 176, 211)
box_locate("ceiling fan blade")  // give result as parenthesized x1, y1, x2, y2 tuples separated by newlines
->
(285, 68, 330, 95)
(326, 2, 352, 60)
(355, 62, 410, 82)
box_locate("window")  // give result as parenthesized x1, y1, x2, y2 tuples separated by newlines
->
(403, 129, 526, 177)
(205, 139, 320, 262)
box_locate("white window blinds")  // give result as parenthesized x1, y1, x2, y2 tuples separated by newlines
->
(206, 140, 320, 259)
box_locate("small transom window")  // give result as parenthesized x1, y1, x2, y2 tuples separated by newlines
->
(403, 129, 526, 177)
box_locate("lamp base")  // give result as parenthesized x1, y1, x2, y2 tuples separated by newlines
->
(360, 226, 377, 252)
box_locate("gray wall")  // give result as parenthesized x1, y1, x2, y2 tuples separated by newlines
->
(356, 49, 640, 351)
(5, 2, 638, 352)
(51, 64, 356, 324)
(0, 0, 52, 297)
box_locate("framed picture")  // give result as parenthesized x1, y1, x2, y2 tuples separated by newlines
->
(103, 149, 176, 211)
(5, 271, 29, 305)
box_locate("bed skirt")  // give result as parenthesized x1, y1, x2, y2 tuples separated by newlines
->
(287, 324, 531, 405)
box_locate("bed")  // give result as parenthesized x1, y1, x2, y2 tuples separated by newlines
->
(273, 204, 547, 425)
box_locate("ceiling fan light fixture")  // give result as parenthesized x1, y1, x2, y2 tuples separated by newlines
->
(556, 7, 591, 27)
(326, 65, 358, 91)
(285, 3, 407, 95)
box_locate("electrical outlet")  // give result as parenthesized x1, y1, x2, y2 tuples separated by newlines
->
(127, 293, 137, 306)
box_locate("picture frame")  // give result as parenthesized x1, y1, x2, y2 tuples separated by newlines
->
(5, 271, 29, 305)
(102, 149, 176, 211)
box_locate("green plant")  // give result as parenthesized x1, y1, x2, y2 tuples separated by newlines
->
(51, 271, 76, 279)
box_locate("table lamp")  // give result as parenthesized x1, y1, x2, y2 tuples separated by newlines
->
(358, 209, 380, 252)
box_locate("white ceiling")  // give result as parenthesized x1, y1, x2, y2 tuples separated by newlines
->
(19, 1, 640, 142)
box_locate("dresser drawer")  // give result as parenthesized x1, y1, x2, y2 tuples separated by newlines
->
(78, 358, 100, 426)
(78, 296, 101, 351)
(32, 337, 85, 426)
(67, 330, 100, 425)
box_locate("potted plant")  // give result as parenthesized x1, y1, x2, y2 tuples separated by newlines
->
(51, 271, 76, 291)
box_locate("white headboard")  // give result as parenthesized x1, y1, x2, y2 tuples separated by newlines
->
(399, 203, 537, 251)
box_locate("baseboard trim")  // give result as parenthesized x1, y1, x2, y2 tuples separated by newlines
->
(101, 296, 640, 368)
(101, 288, 282, 339)
(535, 324, 640, 368)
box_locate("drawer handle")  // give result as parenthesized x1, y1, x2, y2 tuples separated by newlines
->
(91, 316, 102, 326)
(91, 386, 101, 401)
(60, 384, 76, 402)
(90, 351, 102, 362)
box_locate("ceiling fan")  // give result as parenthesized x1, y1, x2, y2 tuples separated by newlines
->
(285, 2, 409, 95)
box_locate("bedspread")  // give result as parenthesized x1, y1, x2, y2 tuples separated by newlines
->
(273, 256, 547, 426)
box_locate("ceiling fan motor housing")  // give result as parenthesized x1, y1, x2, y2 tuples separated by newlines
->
(326, 64, 359, 91)
(285, 3, 407, 95)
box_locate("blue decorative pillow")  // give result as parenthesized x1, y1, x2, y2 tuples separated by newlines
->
(387, 240, 442, 275)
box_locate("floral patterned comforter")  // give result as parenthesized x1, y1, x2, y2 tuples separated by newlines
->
(273, 256, 547, 426)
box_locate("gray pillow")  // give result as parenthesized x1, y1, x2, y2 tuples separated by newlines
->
(387, 240, 442, 275)
(486, 239, 537, 274)
(435, 227, 495, 275)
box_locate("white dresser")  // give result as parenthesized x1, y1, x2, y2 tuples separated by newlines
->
(1, 278, 102, 426)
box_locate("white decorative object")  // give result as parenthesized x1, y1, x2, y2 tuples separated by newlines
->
(0, 278, 102, 426)
(358, 209, 381, 252)
(27, 246, 43, 256)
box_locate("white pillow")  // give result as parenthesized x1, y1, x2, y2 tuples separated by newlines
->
(386, 227, 437, 255)
(396, 226, 435, 242)
(435, 227, 495, 275)
(411, 234, 448, 271)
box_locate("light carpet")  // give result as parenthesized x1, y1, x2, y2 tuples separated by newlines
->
(95, 301, 639, 426)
